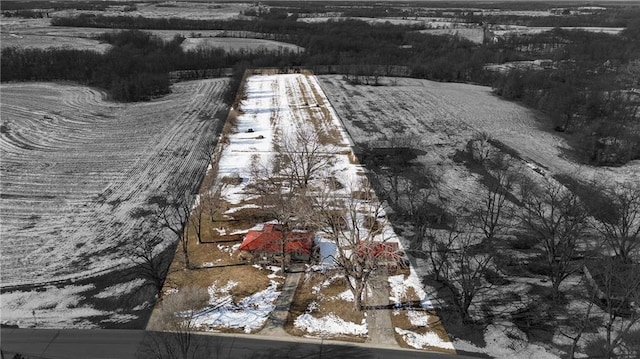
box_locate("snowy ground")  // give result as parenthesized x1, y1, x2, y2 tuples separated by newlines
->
(173, 72, 452, 346)
(315, 75, 639, 358)
(1, 79, 229, 327)
(192, 275, 281, 333)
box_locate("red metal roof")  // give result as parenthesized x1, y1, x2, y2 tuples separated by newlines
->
(357, 241, 400, 259)
(239, 225, 313, 254)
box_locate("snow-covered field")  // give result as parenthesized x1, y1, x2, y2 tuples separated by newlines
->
(418, 28, 485, 44)
(492, 26, 625, 37)
(181, 37, 303, 53)
(318, 75, 640, 195)
(1, 79, 229, 327)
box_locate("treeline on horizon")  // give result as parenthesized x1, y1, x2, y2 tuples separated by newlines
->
(0, 30, 303, 102)
(2, 13, 640, 164)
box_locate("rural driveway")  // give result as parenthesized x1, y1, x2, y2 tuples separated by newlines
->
(365, 271, 398, 347)
(259, 269, 303, 336)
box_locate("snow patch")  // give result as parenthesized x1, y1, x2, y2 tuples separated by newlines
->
(194, 280, 280, 333)
(294, 313, 367, 337)
(396, 328, 455, 351)
(94, 278, 146, 299)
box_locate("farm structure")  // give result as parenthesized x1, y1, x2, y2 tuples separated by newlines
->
(356, 241, 407, 272)
(238, 223, 314, 264)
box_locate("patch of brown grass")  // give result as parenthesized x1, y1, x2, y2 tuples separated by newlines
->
(389, 274, 454, 353)
(164, 263, 276, 302)
(284, 271, 331, 336)
(284, 271, 366, 341)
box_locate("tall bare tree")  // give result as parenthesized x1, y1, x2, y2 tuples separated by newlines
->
(150, 195, 194, 270)
(519, 179, 588, 299)
(250, 154, 311, 273)
(474, 153, 516, 241)
(596, 183, 640, 263)
(584, 256, 640, 359)
(316, 177, 399, 310)
(189, 196, 206, 245)
(425, 216, 494, 323)
(280, 124, 334, 191)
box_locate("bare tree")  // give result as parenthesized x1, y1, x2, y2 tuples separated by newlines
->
(585, 256, 640, 359)
(426, 218, 494, 323)
(130, 229, 172, 294)
(316, 177, 399, 310)
(189, 196, 206, 245)
(420, 223, 460, 283)
(519, 179, 588, 299)
(559, 279, 598, 359)
(596, 183, 640, 263)
(280, 124, 334, 192)
(142, 286, 211, 359)
(149, 195, 194, 270)
(250, 154, 311, 273)
(473, 153, 516, 241)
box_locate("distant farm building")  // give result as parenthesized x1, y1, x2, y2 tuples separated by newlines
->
(238, 223, 314, 264)
(357, 241, 408, 271)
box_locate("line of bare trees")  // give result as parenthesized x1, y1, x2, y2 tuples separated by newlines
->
(364, 131, 640, 357)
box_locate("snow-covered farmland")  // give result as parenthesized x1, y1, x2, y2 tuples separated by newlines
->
(1, 79, 228, 326)
(318, 75, 640, 192)
(492, 26, 625, 37)
(418, 28, 485, 44)
(181, 37, 303, 53)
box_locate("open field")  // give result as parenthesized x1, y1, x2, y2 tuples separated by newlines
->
(181, 37, 304, 53)
(318, 75, 640, 192)
(0, 18, 112, 53)
(1, 79, 228, 327)
(0, 17, 300, 54)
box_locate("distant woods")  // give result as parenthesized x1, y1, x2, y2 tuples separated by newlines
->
(0, 30, 297, 102)
(492, 25, 640, 165)
(3, 12, 640, 163)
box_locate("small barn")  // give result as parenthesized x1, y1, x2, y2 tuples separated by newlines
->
(238, 223, 314, 264)
(357, 241, 408, 272)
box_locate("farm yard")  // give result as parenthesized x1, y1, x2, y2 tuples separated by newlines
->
(1, 0, 639, 357)
(146, 72, 454, 353)
(0, 78, 229, 327)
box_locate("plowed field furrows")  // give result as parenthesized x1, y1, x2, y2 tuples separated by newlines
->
(0, 79, 229, 287)
(318, 76, 640, 191)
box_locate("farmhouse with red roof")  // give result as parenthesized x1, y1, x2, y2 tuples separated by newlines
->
(238, 223, 314, 264)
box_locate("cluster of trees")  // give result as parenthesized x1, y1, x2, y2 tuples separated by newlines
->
(47, 12, 505, 81)
(4, 6, 640, 157)
(0, 30, 301, 102)
(4, 20, 498, 97)
(463, 7, 640, 28)
(1, 0, 135, 12)
(363, 132, 640, 358)
(493, 26, 640, 165)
